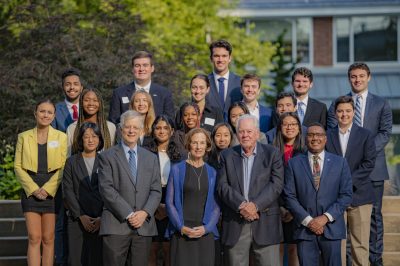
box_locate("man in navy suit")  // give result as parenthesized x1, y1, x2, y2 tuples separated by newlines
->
(284, 123, 352, 266)
(108, 51, 175, 124)
(52, 68, 83, 266)
(326, 95, 376, 266)
(52, 68, 83, 132)
(240, 73, 273, 134)
(292, 67, 327, 128)
(207, 40, 242, 117)
(327, 63, 392, 266)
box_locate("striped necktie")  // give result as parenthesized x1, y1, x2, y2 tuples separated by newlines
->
(128, 150, 137, 184)
(354, 95, 362, 127)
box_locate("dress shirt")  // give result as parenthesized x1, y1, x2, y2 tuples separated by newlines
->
(214, 71, 229, 101)
(301, 150, 334, 226)
(351, 90, 368, 126)
(65, 99, 79, 119)
(296, 95, 309, 114)
(245, 101, 260, 122)
(135, 80, 152, 93)
(338, 124, 352, 157)
(158, 151, 171, 187)
(241, 145, 257, 201)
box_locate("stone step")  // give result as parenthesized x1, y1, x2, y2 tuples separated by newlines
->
(0, 237, 27, 257)
(383, 251, 400, 266)
(0, 218, 26, 237)
(0, 256, 27, 266)
(382, 196, 400, 213)
(383, 213, 400, 233)
(0, 201, 23, 219)
(384, 233, 400, 252)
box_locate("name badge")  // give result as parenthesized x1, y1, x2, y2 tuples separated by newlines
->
(204, 117, 215, 126)
(122, 97, 130, 104)
(48, 141, 59, 148)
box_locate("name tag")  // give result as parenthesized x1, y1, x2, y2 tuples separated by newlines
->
(204, 117, 215, 126)
(48, 141, 59, 148)
(122, 97, 130, 104)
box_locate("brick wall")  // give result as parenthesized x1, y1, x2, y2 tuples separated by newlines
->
(313, 17, 333, 66)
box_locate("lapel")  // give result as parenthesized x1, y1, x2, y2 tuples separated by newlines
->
(60, 103, 73, 124)
(300, 153, 316, 190)
(208, 73, 223, 109)
(149, 83, 159, 104)
(329, 127, 343, 156)
(232, 146, 245, 196)
(114, 144, 136, 188)
(363, 93, 373, 129)
(28, 129, 38, 170)
(344, 125, 359, 158)
(249, 143, 263, 189)
(319, 152, 333, 190)
(303, 97, 313, 123)
(77, 154, 92, 189)
(135, 147, 146, 190)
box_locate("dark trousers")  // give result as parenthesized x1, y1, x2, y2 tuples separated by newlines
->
(297, 236, 341, 266)
(103, 231, 152, 266)
(67, 216, 102, 266)
(369, 181, 384, 264)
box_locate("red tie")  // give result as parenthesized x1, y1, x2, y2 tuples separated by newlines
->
(72, 104, 78, 121)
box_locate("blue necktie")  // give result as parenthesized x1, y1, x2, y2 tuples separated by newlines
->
(218, 77, 225, 107)
(128, 150, 137, 184)
(297, 102, 305, 124)
(354, 95, 362, 127)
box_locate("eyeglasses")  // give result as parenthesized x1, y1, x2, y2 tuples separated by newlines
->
(306, 133, 326, 138)
(282, 123, 299, 128)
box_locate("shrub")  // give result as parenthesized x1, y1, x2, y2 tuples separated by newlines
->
(0, 141, 21, 200)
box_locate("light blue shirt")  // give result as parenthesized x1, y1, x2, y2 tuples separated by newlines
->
(241, 145, 257, 201)
(121, 142, 138, 168)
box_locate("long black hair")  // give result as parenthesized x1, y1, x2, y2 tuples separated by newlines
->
(273, 112, 305, 155)
(76, 122, 104, 153)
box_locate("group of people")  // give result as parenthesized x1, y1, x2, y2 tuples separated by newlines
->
(13, 39, 392, 266)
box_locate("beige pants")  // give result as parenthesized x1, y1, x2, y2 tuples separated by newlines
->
(341, 204, 373, 266)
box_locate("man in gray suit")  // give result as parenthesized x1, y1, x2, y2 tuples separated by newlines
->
(98, 110, 161, 265)
(218, 114, 284, 266)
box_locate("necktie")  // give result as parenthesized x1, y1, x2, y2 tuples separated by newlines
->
(218, 77, 225, 107)
(312, 155, 321, 190)
(128, 150, 137, 184)
(354, 95, 362, 127)
(72, 104, 78, 121)
(297, 102, 305, 124)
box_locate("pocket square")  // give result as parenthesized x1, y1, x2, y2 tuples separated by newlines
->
(152, 94, 158, 97)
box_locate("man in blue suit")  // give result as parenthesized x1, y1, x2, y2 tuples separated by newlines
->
(240, 73, 273, 134)
(327, 63, 392, 266)
(326, 95, 376, 266)
(206, 40, 242, 117)
(108, 51, 175, 124)
(284, 123, 353, 266)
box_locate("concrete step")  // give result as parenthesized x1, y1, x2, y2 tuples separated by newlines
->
(384, 233, 400, 252)
(383, 213, 400, 233)
(0, 256, 27, 266)
(382, 196, 400, 213)
(383, 251, 400, 266)
(0, 201, 23, 219)
(0, 237, 27, 257)
(0, 218, 26, 237)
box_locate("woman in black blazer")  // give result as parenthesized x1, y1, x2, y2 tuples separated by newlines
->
(63, 122, 104, 266)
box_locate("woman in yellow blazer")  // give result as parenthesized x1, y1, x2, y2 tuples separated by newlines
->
(14, 99, 67, 266)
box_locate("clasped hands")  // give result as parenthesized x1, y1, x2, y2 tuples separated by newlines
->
(239, 201, 259, 222)
(307, 215, 329, 235)
(32, 188, 48, 200)
(127, 210, 148, 229)
(79, 215, 101, 233)
(180, 226, 206, 238)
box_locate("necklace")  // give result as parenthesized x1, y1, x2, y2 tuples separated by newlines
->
(190, 163, 204, 191)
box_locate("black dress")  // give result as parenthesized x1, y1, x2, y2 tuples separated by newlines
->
(21, 143, 56, 213)
(170, 163, 215, 266)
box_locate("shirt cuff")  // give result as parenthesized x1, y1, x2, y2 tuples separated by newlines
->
(301, 215, 313, 227)
(324, 212, 334, 222)
(126, 212, 134, 220)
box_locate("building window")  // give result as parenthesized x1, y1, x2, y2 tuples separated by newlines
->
(335, 16, 398, 63)
(248, 18, 311, 64)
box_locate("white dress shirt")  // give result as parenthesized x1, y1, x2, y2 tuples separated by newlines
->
(65, 100, 79, 118)
(338, 124, 352, 157)
(135, 81, 152, 94)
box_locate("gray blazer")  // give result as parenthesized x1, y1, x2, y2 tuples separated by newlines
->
(98, 144, 161, 236)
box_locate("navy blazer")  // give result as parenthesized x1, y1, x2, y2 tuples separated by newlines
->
(165, 161, 220, 239)
(283, 152, 352, 241)
(217, 143, 284, 246)
(207, 72, 242, 117)
(302, 97, 327, 128)
(52, 101, 74, 133)
(326, 125, 376, 207)
(108, 81, 175, 124)
(327, 92, 392, 181)
(259, 104, 273, 133)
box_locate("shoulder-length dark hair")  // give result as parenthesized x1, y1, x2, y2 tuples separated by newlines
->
(273, 112, 305, 155)
(76, 122, 104, 153)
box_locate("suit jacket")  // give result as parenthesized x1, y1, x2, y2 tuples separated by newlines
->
(63, 153, 103, 219)
(217, 143, 284, 246)
(259, 104, 273, 133)
(98, 144, 162, 236)
(165, 161, 220, 239)
(207, 72, 242, 116)
(302, 97, 327, 128)
(326, 125, 376, 207)
(327, 92, 392, 181)
(14, 126, 67, 197)
(108, 81, 175, 124)
(51, 101, 74, 133)
(283, 152, 353, 240)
